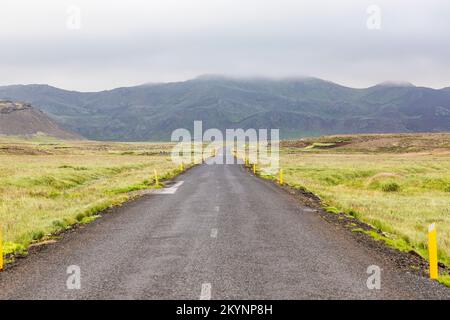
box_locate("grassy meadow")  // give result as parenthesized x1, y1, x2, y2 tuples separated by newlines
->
(3, 132, 450, 276)
(0, 136, 182, 255)
(257, 133, 450, 266)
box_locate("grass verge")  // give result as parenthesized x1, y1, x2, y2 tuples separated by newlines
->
(238, 133, 450, 282)
(0, 137, 188, 258)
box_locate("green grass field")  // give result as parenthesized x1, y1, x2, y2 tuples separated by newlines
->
(3, 133, 450, 276)
(0, 136, 181, 255)
(277, 134, 450, 266)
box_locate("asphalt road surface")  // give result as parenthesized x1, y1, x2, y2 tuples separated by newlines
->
(0, 148, 449, 299)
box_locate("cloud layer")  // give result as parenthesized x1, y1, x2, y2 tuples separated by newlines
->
(1, 0, 449, 91)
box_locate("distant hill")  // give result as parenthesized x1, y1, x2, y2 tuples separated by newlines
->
(282, 132, 450, 153)
(0, 100, 81, 139)
(0, 76, 449, 141)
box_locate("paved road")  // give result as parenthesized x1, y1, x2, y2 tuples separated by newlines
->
(0, 149, 449, 299)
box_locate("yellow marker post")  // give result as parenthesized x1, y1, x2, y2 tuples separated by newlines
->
(154, 169, 159, 186)
(279, 168, 283, 185)
(253, 163, 256, 175)
(180, 163, 184, 171)
(0, 227, 3, 272)
(428, 223, 438, 279)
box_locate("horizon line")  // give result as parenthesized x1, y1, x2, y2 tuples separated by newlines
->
(1, 74, 449, 93)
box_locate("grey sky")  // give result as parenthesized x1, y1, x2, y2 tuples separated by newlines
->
(1, 0, 449, 91)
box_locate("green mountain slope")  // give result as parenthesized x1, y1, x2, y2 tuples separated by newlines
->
(0, 76, 449, 141)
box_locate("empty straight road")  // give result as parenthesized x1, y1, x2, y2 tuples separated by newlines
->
(0, 149, 449, 299)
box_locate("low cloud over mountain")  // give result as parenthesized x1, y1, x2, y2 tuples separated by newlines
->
(1, 76, 449, 141)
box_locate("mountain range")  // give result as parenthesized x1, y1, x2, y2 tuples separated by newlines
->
(0, 75, 449, 141)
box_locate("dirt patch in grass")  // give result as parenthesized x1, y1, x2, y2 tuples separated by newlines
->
(0, 145, 52, 155)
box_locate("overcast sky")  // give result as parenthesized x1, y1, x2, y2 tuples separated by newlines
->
(1, 0, 449, 91)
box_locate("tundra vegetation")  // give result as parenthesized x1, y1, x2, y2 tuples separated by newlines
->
(0, 135, 179, 255)
(277, 133, 450, 267)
